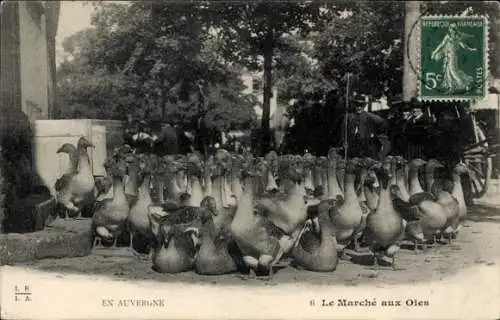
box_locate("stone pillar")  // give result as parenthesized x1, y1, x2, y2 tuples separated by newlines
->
(403, 1, 420, 102)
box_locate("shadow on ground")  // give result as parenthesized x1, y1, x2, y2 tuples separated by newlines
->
(12, 203, 500, 287)
(467, 204, 500, 224)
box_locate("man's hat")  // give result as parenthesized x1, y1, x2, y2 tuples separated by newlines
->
(409, 97, 423, 109)
(351, 93, 368, 105)
(389, 93, 404, 107)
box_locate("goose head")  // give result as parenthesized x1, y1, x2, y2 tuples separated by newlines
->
(279, 155, 305, 192)
(327, 147, 339, 163)
(148, 206, 168, 246)
(56, 143, 77, 155)
(430, 177, 455, 195)
(108, 158, 127, 180)
(409, 158, 427, 170)
(345, 157, 363, 175)
(169, 154, 188, 192)
(393, 156, 407, 170)
(427, 159, 445, 171)
(382, 156, 394, 177)
(112, 144, 134, 161)
(187, 153, 204, 179)
(231, 154, 245, 177)
(240, 155, 260, 188)
(137, 154, 152, 184)
(200, 196, 218, 218)
(363, 158, 380, 188)
(77, 137, 95, 150)
(453, 162, 469, 175)
(371, 160, 392, 189)
(253, 157, 277, 194)
(264, 150, 279, 172)
(316, 156, 329, 173)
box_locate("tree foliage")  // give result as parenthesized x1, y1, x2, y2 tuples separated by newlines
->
(56, 2, 257, 131)
(200, 1, 326, 154)
(311, 2, 405, 100)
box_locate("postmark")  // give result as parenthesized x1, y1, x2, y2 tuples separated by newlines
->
(419, 15, 489, 101)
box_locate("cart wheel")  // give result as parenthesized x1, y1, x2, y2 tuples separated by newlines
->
(463, 128, 492, 199)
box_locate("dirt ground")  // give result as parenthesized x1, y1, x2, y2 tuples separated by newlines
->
(17, 181, 500, 287)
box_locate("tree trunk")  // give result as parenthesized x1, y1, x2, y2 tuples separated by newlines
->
(490, 2, 500, 80)
(261, 27, 274, 156)
(160, 77, 168, 121)
(403, 1, 420, 102)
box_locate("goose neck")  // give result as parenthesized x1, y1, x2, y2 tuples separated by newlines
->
(409, 167, 424, 194)
(112, 177, 127, 203)
(125, 169, 139, 195)
(377, 182, 392, 206)
(204, 176, 213, 196)
(68, 154, 79, 173)
(156, 177, 165, 203)
(358, 170, 367, 201)
(189, 175, 203, 190)
(138, 176, 152, 198)
(389, 164, 398, 186)
(327, 166, 342, 197)
(343, 172, 357, 199)
(425, 167, 435, 190)
(212, 176, 225, 208)
(77, 149, 92, 171)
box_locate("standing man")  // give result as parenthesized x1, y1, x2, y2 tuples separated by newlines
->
(340, 94, 389, 160)
(387, 94, 411, 156)
(402, 98, 433, 160)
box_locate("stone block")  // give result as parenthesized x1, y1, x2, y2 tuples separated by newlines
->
(5, 193, 54, 233)
(0, 218, 93, 265)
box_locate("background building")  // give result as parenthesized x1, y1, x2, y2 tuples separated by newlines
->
(0, 1, 60, 233)
(1, 1, 60, 122)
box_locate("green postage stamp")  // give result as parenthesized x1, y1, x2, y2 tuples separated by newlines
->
(419, 15, 488, 101)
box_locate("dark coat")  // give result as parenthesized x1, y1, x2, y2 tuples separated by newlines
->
(340, 111, 389, 159)
(402, 114, 433, 159)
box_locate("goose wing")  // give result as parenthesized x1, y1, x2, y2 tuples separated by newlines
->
(164, 206, 203, 225)
(392, 198, 422, 221)
(55, 173, 74, 192)
(409, 192, 437, 204)
(92, 199, 113, 226)
(298, 230, 320, 253)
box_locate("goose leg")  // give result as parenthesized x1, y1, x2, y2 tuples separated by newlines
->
(422, 242, 429, 253)
(112, 237, 117, 248)
(129, 233, 134, 249)
(354, 237, 360, 252)
(372, 254, 379, 271)
(391, 255, 397, 271)
(413, 241, 419, 254)
(249, 268, 256, 279)
(266, 265, 274, 281)
(241, 256, 259, 280)
(93, 237, 101, 248)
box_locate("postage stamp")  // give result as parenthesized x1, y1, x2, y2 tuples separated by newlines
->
(419, 15, 489, 101)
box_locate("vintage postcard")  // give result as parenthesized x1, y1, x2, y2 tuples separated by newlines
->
(1, 1, 499, 319)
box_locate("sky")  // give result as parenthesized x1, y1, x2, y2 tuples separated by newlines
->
(56, 1, 94, 65)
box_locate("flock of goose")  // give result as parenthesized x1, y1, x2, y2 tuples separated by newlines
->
(54, 136, 469, 279)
